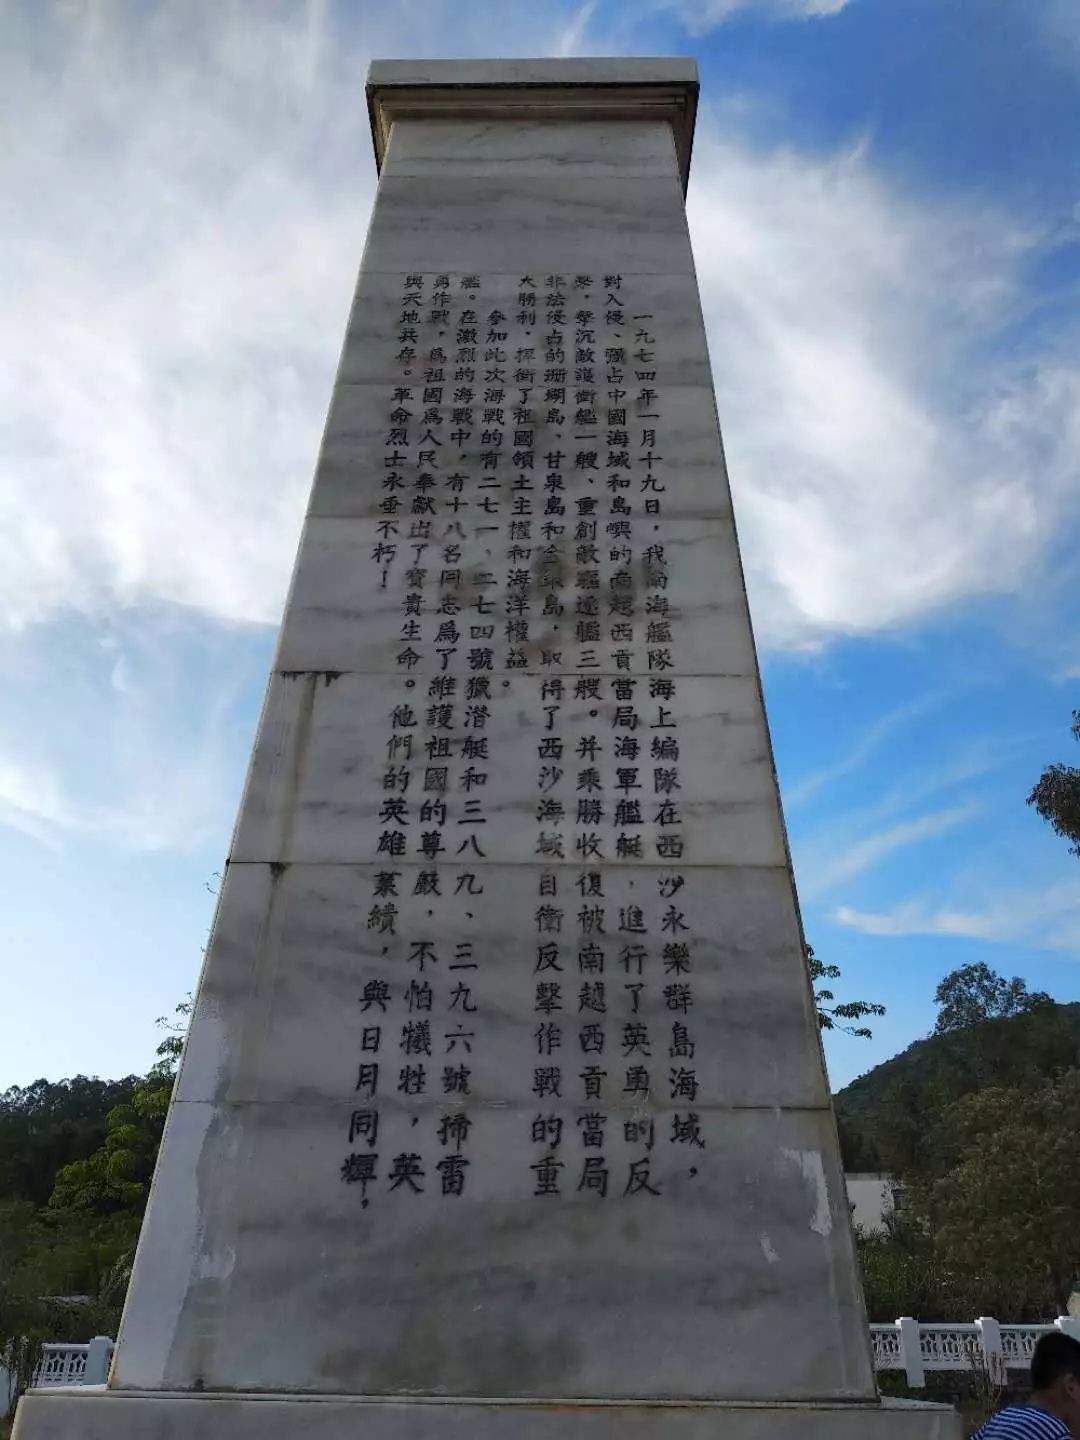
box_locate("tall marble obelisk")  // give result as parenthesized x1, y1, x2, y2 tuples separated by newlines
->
(15, 60, 958, 1438)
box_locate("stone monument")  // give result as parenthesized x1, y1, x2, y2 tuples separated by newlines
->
(14, 59, 959, 1438)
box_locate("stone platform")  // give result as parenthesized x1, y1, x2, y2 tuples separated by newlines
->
(14, 1390, 962, 1438)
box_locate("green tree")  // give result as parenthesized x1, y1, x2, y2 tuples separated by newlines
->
(0, 1001, 191, 1422)
(0, 1200, 127, 1421)
(1027, 709, 1080, 857)
(934, 962, 1052, 1035)
(855, 1217, 945, 1322)
(0, 1076, 140, 1206)
(807, 945, 885, 1039)
(838, 993, 1077, 1180)
(0, 1199, 48, 1417)
(919, 1070, 1080, 1317)
(47, 1092, 165, 1215)
(868, 1074, 945, 1177)
(47, 1000, 189, 1217)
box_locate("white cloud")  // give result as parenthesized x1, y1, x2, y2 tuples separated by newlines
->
(0, 610, 264, 853)
(658, 0, 851, 30)
(833, 903, 998, 941)
(0, 757, 74, 849)
(786, 691, 949, 806)
(689, 131, 1080, 649)
(557, 0, 599, 54)
(798, 802, 981, 897)
(1, 1, 1077, 659)
(1, 2, 375, 633)
(834, 878, 1080, 952)
(789, 734, 1007, 900)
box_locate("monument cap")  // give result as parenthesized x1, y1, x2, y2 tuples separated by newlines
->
(366, 56, 700, 192)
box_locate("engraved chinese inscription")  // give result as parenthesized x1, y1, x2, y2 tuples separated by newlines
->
(335, 271, 716, 1207)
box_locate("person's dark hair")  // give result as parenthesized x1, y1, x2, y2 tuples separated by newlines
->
(1031, 1332, 1080, 1391)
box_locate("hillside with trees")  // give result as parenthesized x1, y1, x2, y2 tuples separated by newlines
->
(0, 1006, 186, 1416)
(837, 966, 1080, 1324)
(836, 997, 1080, 1174)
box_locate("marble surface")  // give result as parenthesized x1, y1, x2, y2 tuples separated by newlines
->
(58, 60, 917, 1422)
(367, 59, 700, 87)
(276, 518, 755, 672)
(384, 119, 681, 179)
(128, 856, 845, 1398)
(114, 1101, 869, 1398)
(311, 384, 727, 515)
(365, 62, 700, 194)
(361, 174, 692, 275)
(331, 272, 715, 388)
(14, 1393, 963, 1439)
(230, 673, 784, 865)
(174, 863, 827, 1109)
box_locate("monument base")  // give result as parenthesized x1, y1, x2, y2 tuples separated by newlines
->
(14, 1388, 962, 1437)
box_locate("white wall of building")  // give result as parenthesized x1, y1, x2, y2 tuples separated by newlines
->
(845, 1173, 899, 1234)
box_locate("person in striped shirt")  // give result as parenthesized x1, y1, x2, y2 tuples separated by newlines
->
(972, 1331, 1080, 1439)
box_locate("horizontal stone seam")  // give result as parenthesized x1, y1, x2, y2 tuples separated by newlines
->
(302, 516, 735, 524)
(329, 377, 720, 383)
(40, 1391, 915, 1410)
(371, 172, 686, 186)
(168, 1099, 835, 1114)
(301, 515, 737, 523)
(224, 859, 793, 872)
(348, 269, 700, 279)
(267, 669, 756, 679)
(373, 170, 688, 177)
(327, 383, 719, 393)
(356, 266, 700, 276)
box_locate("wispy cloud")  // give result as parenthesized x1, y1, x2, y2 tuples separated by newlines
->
(799, 802, 981, 897)
(786, 691, 948, 806)
(834, 878, 1080, 953)
(556, 0, 598, 54)
(868, 745, 1008, 817)
(833, 903, 998, 941)
(655, 0, 851, 31)
(0, 758, 73, 850)
(789, 732, 1010, 903)
(0, 610, 264, 853)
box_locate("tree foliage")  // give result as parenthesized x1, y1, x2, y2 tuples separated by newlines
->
(919, 1071, 1080, 1316)
(856, 1217, 948, 1322)
(837, 965, 1080, 1322)
(47, 1087, 168, 1215)
(837, 972, 1078, 1175)
(934, 962, 1052, 1035)
(1027, 709, 1080, 858)
(0, 1196, 134, 1420)
(0, 1001, 190, 1420)
(807, 945, 886, 1039)
(0, 1076, 140, 1207)
(46, 1001, 188, 1217)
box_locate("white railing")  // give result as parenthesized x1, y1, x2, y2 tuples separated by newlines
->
(872, 1317, 1080, 1387)
(31, 1337, 113, 1389)
(24, 1323, 1080, 1392)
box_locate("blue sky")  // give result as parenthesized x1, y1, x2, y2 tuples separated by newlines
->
(2, 0, 1078, 1093)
